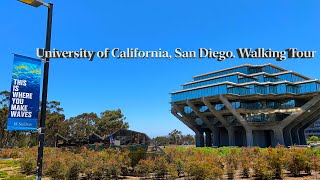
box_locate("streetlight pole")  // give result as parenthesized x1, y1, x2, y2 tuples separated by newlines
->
(36, 3, 53, 179)
(17, 1, 53, 179)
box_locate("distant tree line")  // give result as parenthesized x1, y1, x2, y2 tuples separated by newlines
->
(0, 90, 129, 148)
(153, 129, 195, 146)
(0, 90, 194, 148)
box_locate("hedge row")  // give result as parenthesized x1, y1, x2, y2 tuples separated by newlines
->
(1, 146, 320, 179)
(163, 146, 320, 179)
(0, 147, 130, 179)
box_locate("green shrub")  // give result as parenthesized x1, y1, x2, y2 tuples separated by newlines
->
(0, 170, 8, 178)
(134, 159, 154, 177)
(225, 149, 239, 178)
(153, 156, 169, 178)
(20, 157, 36, 175)
(164, 146, 188, 177)
(310, 136, 319, 142)
(253, 153, 273, 180)
(173, 159, 185, 177)
(267, 147, 285, 179)
(285, 147, 310, 176)
(184, 150, 224, 180)
(46, 160, 66, 180)
(0, 148, 20, 158)
(4, 146, 320, 179)
(82, 148, 130, 179)
(166, 163, 179, 180)
(310, 153, 320, 173)
(66, 163, 82, 180)
(239, 147, 254, 178)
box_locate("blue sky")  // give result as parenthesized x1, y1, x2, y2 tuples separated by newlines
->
(0, 0, 319, 137)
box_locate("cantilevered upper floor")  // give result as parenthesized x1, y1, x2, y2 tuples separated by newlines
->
(171, 64, 320, 102)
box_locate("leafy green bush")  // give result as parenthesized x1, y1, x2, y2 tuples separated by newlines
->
(134, 159, 154, 177)
(19, 157, 36, 175)
(153, 156, 169, 178)
(225, 149, 239, 178)
(0, 170, 8, 178)
(46, 160, 66, 180)
(310, 136, 319, 142)
(310, 153, 320, 174)
(0, 147, 131, 179)
(164, 146, 187, 176)
(184, 150, 224, 180)
(66, 163, 82, 180)
(4, 146, 320, 179)
(253, 152, 273, 180)
(239, 147, 254, 178)
(285, 147, 311, 176)
(0, 148, 21, 158)
(81, 148, 130, 179)
(266, 147, 285, 179)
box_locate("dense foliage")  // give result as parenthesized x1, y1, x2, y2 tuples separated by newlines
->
(0, 90, 129, 148)
(0, 147, 130, 179)
(163, 146, 320, 179)
(309, 135, 319, 142)
(153, 129, 195, 146)
(2, 146, 320, 179)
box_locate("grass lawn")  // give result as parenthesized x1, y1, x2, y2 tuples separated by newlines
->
(0, 159, 35, 180)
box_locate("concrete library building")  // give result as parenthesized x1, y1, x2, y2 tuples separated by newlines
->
(171, 64, 320, 147)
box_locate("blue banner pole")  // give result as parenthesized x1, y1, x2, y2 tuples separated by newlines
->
(36, 3, 53, 180)
(7, 54, 42, 131)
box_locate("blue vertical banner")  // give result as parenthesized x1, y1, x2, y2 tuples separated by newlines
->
(7, 54, 42, 131)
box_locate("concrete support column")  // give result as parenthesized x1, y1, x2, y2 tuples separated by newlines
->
(291, 128, 300, 145)
(219, 95, 253, 146)
(273, 128, 284, 146)
(213, 127, 220, 147)
(279, 96, 320, 146)
(205, 130, 212, 147)
(228, 127, 235, 146)
(246, 129, 253, 146)
(195, 132, 204, 147)
(298, 128, 307, 145)
(297, 112, 320, 145)
(283, 128, 293, 146)
(171, 103, 204, 147)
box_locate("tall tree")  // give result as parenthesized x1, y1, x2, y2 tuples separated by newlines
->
(69, 112, 99, 139)
(43, 101, 69, 146)
(0, 91, 10, 107)
(153, 136, 170, 146)
(0, 91, 10, 147)
(46, 101, 64, 114)
(180, 134, 195, 145)
(0, 90, 131, 147)
(0, 91, 28, 148)
(0, 91, 9, 148)
(169, 129, 182, 145)
(96, 109, 129, 136)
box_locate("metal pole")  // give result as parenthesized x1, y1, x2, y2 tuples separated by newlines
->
(36, 3, 53, 180)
